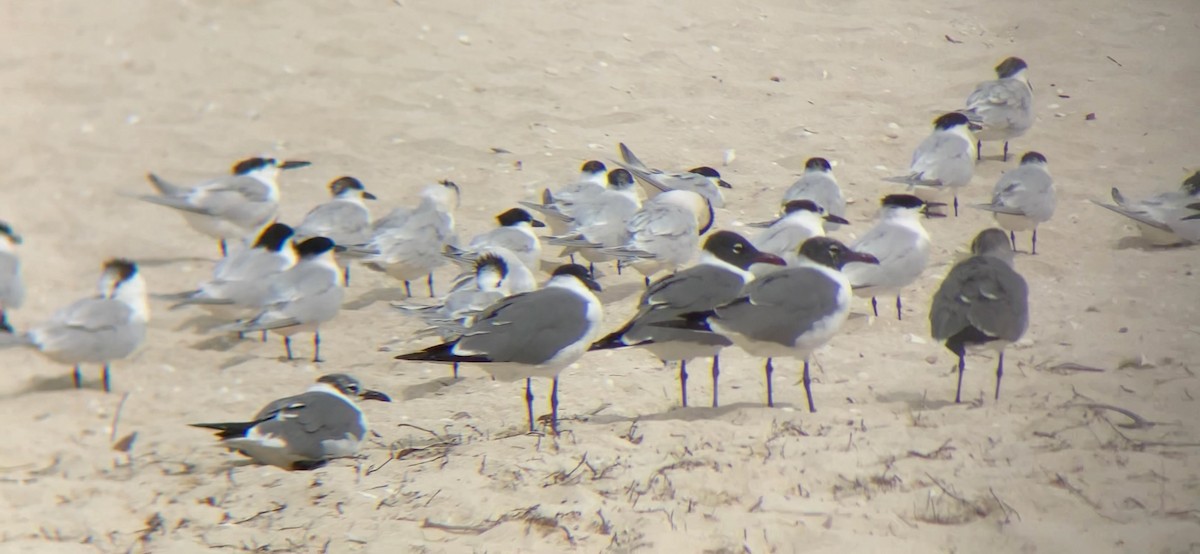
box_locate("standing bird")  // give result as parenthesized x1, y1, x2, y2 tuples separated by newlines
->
(355, 180, 460, 297)
(842, 195, 937, 320)
(590, 231, 785, 407)
(0, 221, 24, 333)
(972, 152, 1056, 254)
(445, 208, 545, 273)
(887, 113, 976, 216)
(137, 157, 310, 256)
(614, 143, 733, 207)
(395, 264, 603, 433)
(781, 157, 846, 231)
(663, 238, 878, 411)
(519, 161, 609, 237)
(216, 237, 343, 362)
(294, 176, 377, 286)
(0, 259, 148, 392)
(604, 190, 715, 283)
(930, 228, 1029, 403)
(752, 200, 848, 267)
(167, 223, 296, 316)
(962, 57, 1034, 162)
(190, 373, 391, 470)
(1090, 170, 1200, 246)
(541, 169, 643, 274)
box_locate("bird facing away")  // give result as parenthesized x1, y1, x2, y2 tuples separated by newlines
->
(295, 176, 377, 286)
(842, 194, 936, 320)
(356, 180, 460, 297)
(525, 161, 609, 235)
(445, 207, 546, 273)
(0, 221, 24, 333)
(613, 142, 732, 208)
(1090, 170, 1200, 246)
(0, 259, 148, 392)
(603, 189, 715, 283)
(190, 373, 390, 470)
(972, 152, 1055, 254)
(930, 228, 1029, 403)
(590, 231, 786, 408)
(752, 199, 848, 268)
(887, 112, 977, 216)
(962, 57, 1034, 162)
(781, 157, 846, 231)
(660, 237, 878, 411)
(395, 264, 603, 433)
(138, 157, 310, 256)
(215, 237, 343, 362)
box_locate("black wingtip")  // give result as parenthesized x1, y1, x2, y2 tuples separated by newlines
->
(394, 341, 488, 363)
(189, 421, 256, 440)
(648, 311, 714, 332)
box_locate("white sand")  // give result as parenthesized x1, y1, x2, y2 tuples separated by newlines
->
(1, 0, 1198, 551)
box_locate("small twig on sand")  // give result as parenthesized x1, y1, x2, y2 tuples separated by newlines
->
(110, 392, 131, 442)
(908, 439, 955, 460)
(1052, 474, 1101, 510)
(990, 488, 1022, 522)
(1106, 55, 1122, 67)
(234, 502, 286, 525)
(1076, 403, 1156, 429)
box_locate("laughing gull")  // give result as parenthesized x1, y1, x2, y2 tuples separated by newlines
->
(295, 176, 377, 286)
(613, 143, 732, 207)
(961, 57, 1034, 162)
(972, 152, 1055, 253)
(137, 157, 310, 256)
(842, 194, 937, 320)
(445, 208, 545, 273)
(752, 200, 848, 268)
(781, 158, 846, 230)
(663, 237, 878, 411)
(355, 180, 460, 297)
(0, 259, 147, 392)
(216, 237, 342, 362)
(930, 228, 1029, 403)
(886, 113, 976, 216)
(590, 231, 785, 407)
(1090, 170, 1200, 246)
(604, 190, 715, 283)
(395, 264, 603, 433)
(0, 221, 24, 333)
(191, 373, 391, 470)
(542, 169, 642, 273)
(166, 223, 296, 322)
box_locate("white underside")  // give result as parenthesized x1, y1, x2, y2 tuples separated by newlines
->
(994, 212, 1037, 232)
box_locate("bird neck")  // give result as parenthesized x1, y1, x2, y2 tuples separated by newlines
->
(698, 250, 755, 281)
(113, 276, 150, 321)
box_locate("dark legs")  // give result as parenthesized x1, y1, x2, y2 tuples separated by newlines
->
(896, 296, 903, 320)
(976, 140, 982, 161)
(283, 336, 293, 360)
(710, 355, 720, 408)
(1031, 228, 1038, 255)
(995, 351, 1004, 401)
(1010, 230, 1017, 251)
(452, 362, 459, 379)
(313, 332, 323, 363)
(342, 266, 351, 287)
(73, 365, 82, 389)
(549, 377, 560, 434)
(0, 310, 11, 333)
(764, 358, 774, 407)
(1003, 141, 1010, 162)
(219, 239, 228, 257)
(427, 274, 435, 297)
(643, 276, 650, 287)
(524, 378, 535, 433)
(261, 330, 268, 342)
(681, 359, 691, 407)
(870, 297, 878, 317)
(802, 359, 816, 413)
(404, 281, 412, 297)
(102, 364, 112, 393)
(954, 355, 966, 403)
(953, 195, 960, 217)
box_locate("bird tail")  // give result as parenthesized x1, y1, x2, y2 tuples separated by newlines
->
(146, 173, 183, 195)
(618, 143, 648, 170)
(394, 340, 487, 364)
(189, 420, 260, 440)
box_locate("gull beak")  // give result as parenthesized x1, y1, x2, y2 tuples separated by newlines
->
(279, 160, 312, 170)
(1186, 202, 1200, 210)
(1183, 213, 1200, 221)
(531, 218, 546, 228)
(824, 214, 850, 225)
(359, 389, 392, 402)
(584, 276, 603, 292)
(844, 249, 880, 265)
(362, 191, 378, 200)
(753, 252, 787, 266)
(921, 202, 948, 219)
(717, 179, 734, 189)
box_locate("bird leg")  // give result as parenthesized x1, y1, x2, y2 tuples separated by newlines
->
(219, 239, 228, 257)
(73, 365, 82, 389)
(953, 195, 960, 217)
(643, 276, 650, 287)
(524, 378, 535, 433)
(404, 280, 413, 298)
(549, 377, 560, 434)
(343, 266, 351, 287)
(1031, 229, 1038, 255)
(895, 296, 903, 321)
(261, 330, 267, 342)
(765, 358, 774, 407)
(975, 140, 982, 161)
(711, 355, 720, 408)
(802, 359, 817, 413)
(0, 310, 11, 333)
(102, 363, 111, 393)
(427, 273, 435, 297)
(955, 355, 966, 403)
(679, 359, 688, 408)
(452, 362, 459, 379)
(870, 297, 878, 317)
(1002, 141, 1010, 162)
(994, 351, 1005, 401)
(313, 332, 323, 363)
(284, 336, 294, 360)
(1009, 230, 1017, 252)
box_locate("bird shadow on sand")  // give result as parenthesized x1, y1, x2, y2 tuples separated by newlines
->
(874, 390, 960, 411)
(1, 373, 97, 399)
(596, 281, 646, 304)
(1114, 236, 1197, 251)
(582, 402, 782, 424)
(344, 287, 410, 310)
(401, 376, 471, 401)
(134, 256, 216, 268)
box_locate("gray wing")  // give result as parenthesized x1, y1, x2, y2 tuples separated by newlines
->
(782, 174, 845, 218)
(754, 218, 822, 258)
(456, 287, 590, 364)
(573, 194, 639, 246)
(909, 133, 973, 186)
(714, 267, 841, 346)
(250, 391, 365, 460)
(843, 224, 929, 289)
(964, 80, 1033, 130)
(296, 201, 372, 245)
(930, 257, 1029, 342)
(31, 298, 143, 361)
(621, 265, 744, 344)
(1090, 198, 1173, 232)
(977, 166, 1056, 221)
(622, 203, 697, 258)
(0, 251, 24, 308)
(469, 228, 536, 260)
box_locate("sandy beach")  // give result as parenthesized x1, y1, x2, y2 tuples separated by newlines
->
(0, 0, 1198, 552)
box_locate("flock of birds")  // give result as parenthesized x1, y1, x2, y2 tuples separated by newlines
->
(0, 56, 1197, 471)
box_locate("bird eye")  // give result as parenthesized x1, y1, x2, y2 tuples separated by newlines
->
(732, 243, 744, 253)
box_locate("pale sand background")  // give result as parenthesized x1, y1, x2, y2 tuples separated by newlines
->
(1, 0, 1198, 552)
